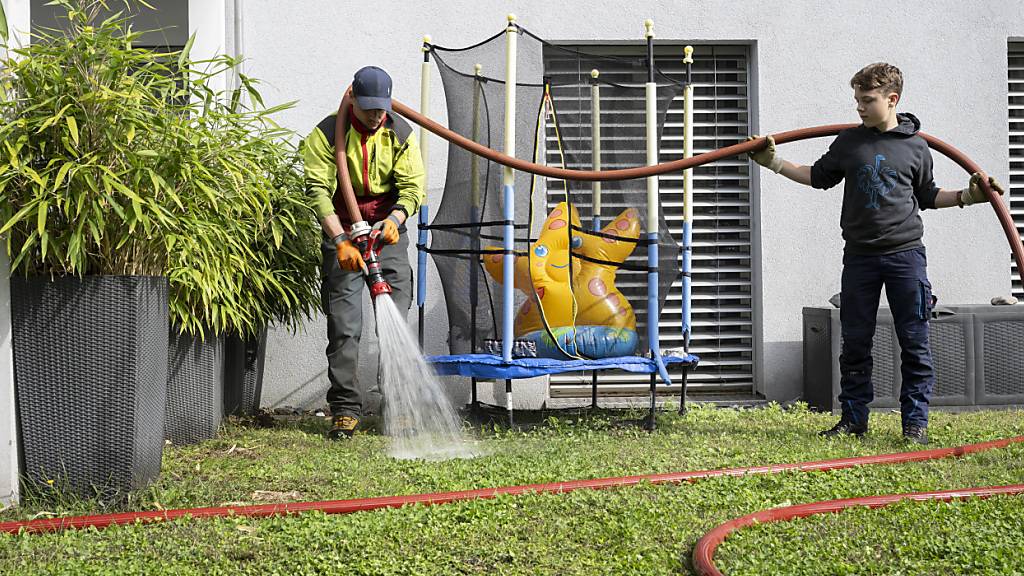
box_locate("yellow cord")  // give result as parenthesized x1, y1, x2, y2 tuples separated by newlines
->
(524, 85, 584, 360)
(544, 84, 587, 359)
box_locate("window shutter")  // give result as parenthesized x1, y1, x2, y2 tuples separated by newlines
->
(1010, 42, 1024, 298)
(543, 44, 755, 397)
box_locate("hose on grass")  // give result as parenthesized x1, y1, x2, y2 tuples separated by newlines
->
(3, 114, 1020, 576)
(2, 436, 1022, 536)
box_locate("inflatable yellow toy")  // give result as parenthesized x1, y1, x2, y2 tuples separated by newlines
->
(482, 202, 640, 358)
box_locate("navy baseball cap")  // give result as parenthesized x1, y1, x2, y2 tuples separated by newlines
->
(352, 66, 393, 112)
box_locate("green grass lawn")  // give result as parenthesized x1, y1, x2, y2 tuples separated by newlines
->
(1, 403, 1023, 575)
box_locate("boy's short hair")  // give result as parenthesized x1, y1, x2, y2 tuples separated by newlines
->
(849, 62, 903, 97)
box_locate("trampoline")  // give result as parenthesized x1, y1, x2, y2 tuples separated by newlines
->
(410, 18, 701, 428)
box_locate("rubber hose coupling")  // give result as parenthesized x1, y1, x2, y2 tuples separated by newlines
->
(352, 227, 392, 299)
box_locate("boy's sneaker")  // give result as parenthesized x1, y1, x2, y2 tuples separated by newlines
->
(327, 415, 360, 440)
(902, 424, 928, 445)
(819, 418, 868, 438)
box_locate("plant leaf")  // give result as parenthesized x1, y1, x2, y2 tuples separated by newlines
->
(66, 116, 79, 146)
(0, 1, 8, 43)
(53, 162, 74, 191)
(22, 166, 45, 188)
(36, 199, 48, 235)
(179, 32, 196, 69)
(0, 201, 38, 236)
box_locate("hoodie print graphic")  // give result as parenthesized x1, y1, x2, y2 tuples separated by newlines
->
(856, 154, 898, 210)
(809, 112, 941, 254)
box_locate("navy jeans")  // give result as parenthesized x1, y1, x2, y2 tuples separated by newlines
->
(838, 246, 935, 428)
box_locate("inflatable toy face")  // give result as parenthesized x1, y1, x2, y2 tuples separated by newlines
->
(529, 203, 581, 287)
(481, 202, 581, 336)
(480, 203, 642, 358)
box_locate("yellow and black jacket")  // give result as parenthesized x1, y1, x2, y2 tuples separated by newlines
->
(301, 110, 425, 226)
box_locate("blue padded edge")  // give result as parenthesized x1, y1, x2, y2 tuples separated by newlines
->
(426, 353, 699, 381)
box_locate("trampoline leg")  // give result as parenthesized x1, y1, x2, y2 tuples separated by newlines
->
(471, 377, 479, 412)
(590, 371, 598, 410)
(505, 378, 513, 428)
(644, 372, 656, 431)
(679, 367, 688, 415)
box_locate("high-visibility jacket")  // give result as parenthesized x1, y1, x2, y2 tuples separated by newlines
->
(301, 109, 425, 225)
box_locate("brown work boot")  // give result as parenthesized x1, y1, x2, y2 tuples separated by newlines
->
(327, 415, 360, 440)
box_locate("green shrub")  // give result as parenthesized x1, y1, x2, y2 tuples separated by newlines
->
(0, 0, 320, 336)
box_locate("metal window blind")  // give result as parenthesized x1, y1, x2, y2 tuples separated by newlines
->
(542, 44, 754, 397)
(1010, 42, 1024, 298)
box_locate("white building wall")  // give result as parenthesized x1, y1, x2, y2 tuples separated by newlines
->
(0, 248, 16, 509)
(188, 0, 227, 94)
(235, 0, 1020, 407)
(2, 0, 31, 510)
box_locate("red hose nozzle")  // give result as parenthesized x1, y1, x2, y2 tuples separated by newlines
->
(367, 273, 393, 299)
(352, 227, 393, 300)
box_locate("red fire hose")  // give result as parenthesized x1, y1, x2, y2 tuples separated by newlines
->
(1, 436, 1021, 535)
(333, 91, 362, 231)
(692, 484, 1024, 576)
(390, 99, 1024, 275)
(2, 109, 1019, 576)
(332, 92, 393, 298)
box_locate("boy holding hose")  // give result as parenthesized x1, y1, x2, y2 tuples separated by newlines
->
(749, 63, 1004, 444)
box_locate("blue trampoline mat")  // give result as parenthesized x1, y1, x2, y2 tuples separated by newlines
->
(426, 353, 699, 381)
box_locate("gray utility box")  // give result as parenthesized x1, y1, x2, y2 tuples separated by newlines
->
(803, 304, 1024, 412)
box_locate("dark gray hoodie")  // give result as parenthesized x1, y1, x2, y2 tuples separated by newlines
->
(810, 112, 940, 255)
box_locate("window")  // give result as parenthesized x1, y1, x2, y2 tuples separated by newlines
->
(543, 44, 755, 397)
(1010, 41, 1024, 299)
(30, 0, 189, 49)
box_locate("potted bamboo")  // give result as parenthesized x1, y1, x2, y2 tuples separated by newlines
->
(0, 0, 321, 490)
(0, 1, 181, 495)
(164, 83, 321, 442)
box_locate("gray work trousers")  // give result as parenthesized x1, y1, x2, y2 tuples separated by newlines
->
(321, 232, 413, 418)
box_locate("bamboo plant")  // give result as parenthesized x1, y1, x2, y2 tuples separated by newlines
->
(0, 0, 321, 338)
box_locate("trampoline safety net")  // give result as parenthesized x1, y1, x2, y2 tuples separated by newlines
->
(425, 25, 683, 359)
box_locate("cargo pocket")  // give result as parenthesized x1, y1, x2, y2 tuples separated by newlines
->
(918, 280, 934, 320)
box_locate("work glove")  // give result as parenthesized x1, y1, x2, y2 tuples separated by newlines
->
(336, 239, 366, 273)
(747, 135, 784, 173)
(961, 173, 1006, 206)
(372, 214, 401, 245)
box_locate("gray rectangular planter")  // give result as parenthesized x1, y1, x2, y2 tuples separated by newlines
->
(223, 326, 266, 417)
(947, 305, 1024, 405)
(802, 305, 1024, 412)
(11, 275, 168, 496)
(166, 327, 224, 445)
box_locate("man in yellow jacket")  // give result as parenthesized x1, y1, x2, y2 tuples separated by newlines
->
(301, 66, 425, 439)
